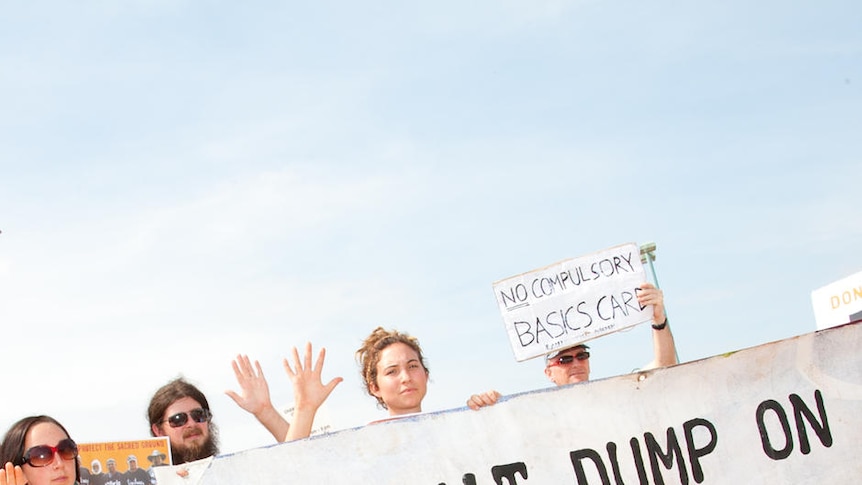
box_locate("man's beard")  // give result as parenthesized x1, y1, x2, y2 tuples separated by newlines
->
(170, 424, 220, 465)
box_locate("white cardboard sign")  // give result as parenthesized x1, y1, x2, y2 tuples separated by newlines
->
(811, 269, 862, 330)
(156, 321, 862, 484)
(492, 243, 650, 361)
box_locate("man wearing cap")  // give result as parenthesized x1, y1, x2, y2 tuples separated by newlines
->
(103, 458, 123, 485)
(467, 282, 677, 408)
(123, 455, 150, 485)
(545, 282, 676, 386)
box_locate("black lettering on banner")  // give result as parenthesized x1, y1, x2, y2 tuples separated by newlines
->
(544, 309, 565, 339)
(570, 448, 611, 485)
(437, 474, 475, 485)
(633, 286, 646, 310)
(436, 463, 527, 485)
(597, 295, 611, 321)
(629, 437, 649, 484)
(576, 301, 593, 328)
(644, 428, 688, 485)
(790, 390, 833, 454)
(515, 303, 597, 349)
(491, 462, 528, 485)
(606, 441, 649, 485)
(682, 418, 718, 483)
(500, 284, 529, 309)
(755, 389, 832, 461)
(514, 322, 535, 346)
(569, 418, 717, 485)
(573, 266, 593, 285)
(756, 399, 794, 460)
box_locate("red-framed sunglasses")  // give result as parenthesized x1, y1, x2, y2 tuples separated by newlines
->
(547, 351, 590, 367)
(18, 438, 78, 467)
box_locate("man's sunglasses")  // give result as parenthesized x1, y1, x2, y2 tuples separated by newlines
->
(548, 351, 590, 367)
(162, 408, 212, 428)
(18, 438, 78, 467)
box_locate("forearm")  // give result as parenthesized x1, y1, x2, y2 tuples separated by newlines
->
(650, 318, 678, 368)
(254, 403, 291, 443)
(284, 406, 317, 442)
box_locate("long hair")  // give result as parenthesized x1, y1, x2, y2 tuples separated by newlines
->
(0, 415, 81, 483)
(147, 377, 220, 463)
(147, 377, 212, 433)
(355, 327, 429, 409)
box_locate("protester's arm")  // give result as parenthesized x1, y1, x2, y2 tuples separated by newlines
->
(466, 390, 502, 410)
(637, 282, 678, 370)
(225, 354, 291, 443)
(0, 462, 26, 485)
(283, 343, 343, 442)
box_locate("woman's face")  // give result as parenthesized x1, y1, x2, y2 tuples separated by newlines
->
(22, 422, 77, 485)
(371, 342, 428, 416)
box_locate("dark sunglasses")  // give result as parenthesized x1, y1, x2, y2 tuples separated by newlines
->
(19, 438, 78, 467)
(548, 351, 590, 367)
(163, 408, 211, 428)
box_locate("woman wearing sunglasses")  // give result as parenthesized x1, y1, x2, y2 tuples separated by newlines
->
(0, 415, 79, 485)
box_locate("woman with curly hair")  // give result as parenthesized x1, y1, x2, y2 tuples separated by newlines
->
(356, 327, 499, 419)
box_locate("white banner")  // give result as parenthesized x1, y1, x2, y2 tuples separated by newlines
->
(492, 243, 649, 361)
(157, 321, 862, 484)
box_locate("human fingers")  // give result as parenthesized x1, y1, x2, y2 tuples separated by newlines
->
(302, 342, 313, 371)
(479, 391, 501, 405)
(322, 376, 344, 397)
(467, 391, 499, 410)
(238, 354, 256, 376)
(1, 462, 25, 485)
(636, 287, 662, 303)
(14, 465, 24, 485)
(253, 359, 266, 379)
(224, 389, 242, 405)
(283, 346, 301, 378)
(313, 346, 328, 374)
(466, 395, 486, 410)
(230, 358, 244, 381)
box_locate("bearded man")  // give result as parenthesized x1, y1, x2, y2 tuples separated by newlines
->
(147, 378, 220, 465)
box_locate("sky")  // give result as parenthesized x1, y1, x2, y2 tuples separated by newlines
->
(1, 0, 860, 455)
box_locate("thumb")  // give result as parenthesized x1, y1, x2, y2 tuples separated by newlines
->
(323, 377, 344, 396)
(224, 390, 242, 404)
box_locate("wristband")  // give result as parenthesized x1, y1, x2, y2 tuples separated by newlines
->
(652, 319, 668, 331)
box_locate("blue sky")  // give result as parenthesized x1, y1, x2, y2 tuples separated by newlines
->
(1, 0, 860, 453)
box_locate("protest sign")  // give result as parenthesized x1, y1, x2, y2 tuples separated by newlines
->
(155, 321, 862, 484)
(811, 269, 862, 329)
(493, 243, 650, 361)
(78, 437, 170, 485)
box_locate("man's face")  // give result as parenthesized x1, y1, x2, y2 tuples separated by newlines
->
(107, 461, 116, 473)
(128, 459, 138, 471)
(151, 396, 214, 463)
(544, 345, 591, 386)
